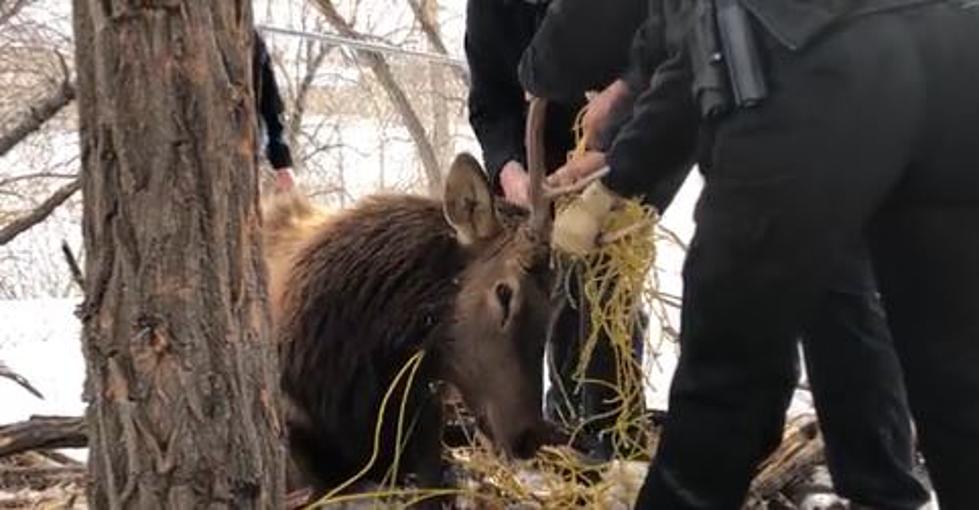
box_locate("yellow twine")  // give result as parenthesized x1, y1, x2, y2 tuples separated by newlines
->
(305, 350, 428, 509)
(554, 108, 660, 462)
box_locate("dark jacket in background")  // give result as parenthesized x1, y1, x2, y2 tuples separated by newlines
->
(464, 0, 582, 191)
(517, 0, 648, 103)
(253, 31, 294, 170)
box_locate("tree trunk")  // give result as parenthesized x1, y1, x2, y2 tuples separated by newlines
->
(72, 2, 284, 509)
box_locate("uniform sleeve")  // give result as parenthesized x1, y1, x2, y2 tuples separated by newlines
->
(604, 49, 699, 212)
(597, 10, 671, 152)
(619, 11, 668, 94)
(517, 0, 646, 102)
(256, 36, 294, 170)
(464, 0, 527, 193)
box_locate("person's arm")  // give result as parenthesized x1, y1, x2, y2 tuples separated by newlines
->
(619, 10, 668, 95)
(464, 0, 527, 193)
(255, 35, 294, 171)
(593, 9, 672, 151)
(517, 0, 646, 102)
(551, 51, 699, 255)
(603, 49, 699, 211)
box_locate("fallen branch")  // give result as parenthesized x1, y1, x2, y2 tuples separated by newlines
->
(0, 416, 87, 459)
(0, 177, 81, 247)
(748, 415, 825, 503)
(0, 465, 86, 491)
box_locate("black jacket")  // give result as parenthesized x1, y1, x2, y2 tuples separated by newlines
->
(517, 0, 650, 103)
(253, 31, 293, 170)
(742, 0, 939, 50)
(464, 0, 583, 190)
(602, 0, 939, 205)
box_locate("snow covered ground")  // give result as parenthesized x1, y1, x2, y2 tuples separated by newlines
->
(0, 297, 87, 461)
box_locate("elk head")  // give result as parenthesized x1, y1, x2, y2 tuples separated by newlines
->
(439, 99, 557, 459)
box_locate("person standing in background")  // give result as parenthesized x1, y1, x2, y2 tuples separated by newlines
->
(253, 30, 295, 192)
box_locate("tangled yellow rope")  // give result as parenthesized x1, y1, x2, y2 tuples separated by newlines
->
(554, 106, 660, 462)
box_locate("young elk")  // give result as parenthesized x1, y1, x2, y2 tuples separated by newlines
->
(267, 102, 561, 498)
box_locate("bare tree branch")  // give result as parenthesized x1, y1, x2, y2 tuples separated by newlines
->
(0, 171, 77, 188)
(0, 79, 75, 158)
(60, 240, 84, 290)
(0, 360, 44, 399)
(311, 0, 444, 197)
(0, 177, 79, 246)
(406, 0, 470, 87)
(0, 0, 30, 27)
(288, 23, 335, 170)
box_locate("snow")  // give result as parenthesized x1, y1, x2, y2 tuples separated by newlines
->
(0, 297, 87, 461)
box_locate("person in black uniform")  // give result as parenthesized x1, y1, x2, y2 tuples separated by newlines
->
(253, 30, 295, 192)
(546, 0, 979, 508)
(520, 1, 929, 508)
(464, 0, 647, 459)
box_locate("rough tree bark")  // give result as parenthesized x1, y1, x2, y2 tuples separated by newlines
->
(72, 2, 283, 508)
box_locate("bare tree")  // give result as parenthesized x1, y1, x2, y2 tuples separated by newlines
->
(72, 1, 283, 508)
(407, 0, 470, 87)
(421, 0, 452, 170)
(312, 0, 444, 197)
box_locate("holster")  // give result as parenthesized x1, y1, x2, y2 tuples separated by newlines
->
(689, 0, 769, 118)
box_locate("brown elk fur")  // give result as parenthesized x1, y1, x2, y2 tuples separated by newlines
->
(261, 189, 333, 323)
(262, 153, 555, 497)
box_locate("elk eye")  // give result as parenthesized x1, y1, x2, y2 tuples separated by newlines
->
(495, 283, 513, 324)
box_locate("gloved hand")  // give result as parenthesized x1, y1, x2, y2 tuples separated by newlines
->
(552, 180, 620, 256)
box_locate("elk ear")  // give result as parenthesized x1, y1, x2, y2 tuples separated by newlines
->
(443, 153, 499, 245)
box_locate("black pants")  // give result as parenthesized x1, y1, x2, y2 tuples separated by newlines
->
(637, 4, 979, 509)
(797, 245, 927, 508)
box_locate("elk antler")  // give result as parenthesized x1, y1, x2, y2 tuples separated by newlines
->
(525, 97, 551, 238)
(544, 167, 611, 201)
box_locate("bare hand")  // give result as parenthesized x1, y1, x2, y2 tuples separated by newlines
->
(274, 167, 295, 192)
(547, 151, 606, 189)
(499, 160, 531, 206)
(582, 79, 631, 149)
